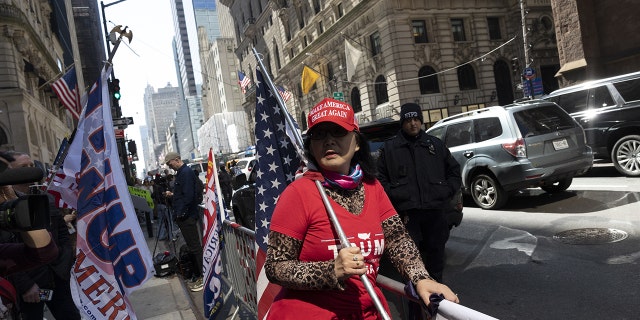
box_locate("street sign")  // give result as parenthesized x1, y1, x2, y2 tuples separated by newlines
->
(333, 92, 344, 101)
(523, 67, 536, 80)
(113, 117, 134, 127)
(114, 129, 125, 139)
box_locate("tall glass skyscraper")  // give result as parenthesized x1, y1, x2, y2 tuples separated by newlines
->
(193, 0, 221, 41)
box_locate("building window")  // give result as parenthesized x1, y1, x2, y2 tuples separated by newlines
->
(370, 31, 382, 56)
(418, 66, 440, 94)
(457, 65, 477, 90)
(327, 63, 334, 81)
(318, 20, 324, 34)
(313, 0, 321, 14)
(303, 35, 308, 47)
(412, 20, 428, 43)
(451, 18, 466, 41)
(351, 87, 362, 113)
(487, 17, 502, 40)
(375, 75, 388, 105)
(337, 3, 344, 18)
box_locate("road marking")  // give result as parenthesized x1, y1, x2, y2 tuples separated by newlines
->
(607, 250, 640, 264)
(571, 185, 627, 188)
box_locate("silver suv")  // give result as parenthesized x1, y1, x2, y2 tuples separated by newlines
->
(426, 100, 593, 210)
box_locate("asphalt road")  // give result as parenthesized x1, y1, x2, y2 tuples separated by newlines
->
(438, 163, 640, 319)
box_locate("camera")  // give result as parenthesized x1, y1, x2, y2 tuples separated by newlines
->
(0, 164, 48, 232)
(0, 194, 50, 231)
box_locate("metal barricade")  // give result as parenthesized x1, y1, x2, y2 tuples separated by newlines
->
(219, 220, 497, 320)
(221, 220, 258, 315)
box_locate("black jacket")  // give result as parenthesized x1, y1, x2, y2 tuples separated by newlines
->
(377, 130, 462, 212)
(171, 164, 199, 219)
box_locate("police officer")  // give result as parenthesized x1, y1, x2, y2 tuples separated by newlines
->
(377, 103, 461, 282)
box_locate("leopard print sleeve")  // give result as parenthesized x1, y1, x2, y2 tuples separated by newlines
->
(265, 231, 343, 291)
(382, 214, 434, 285)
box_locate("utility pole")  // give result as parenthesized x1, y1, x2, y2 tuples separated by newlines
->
(519, 0, 534, 99)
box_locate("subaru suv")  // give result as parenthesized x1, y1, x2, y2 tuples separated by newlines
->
(542, 71, 640, 176)
(426, 100, 593, 210)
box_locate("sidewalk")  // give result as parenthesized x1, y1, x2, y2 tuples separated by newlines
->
(134, 216, 248, 320)
(130, 220, 201, 320)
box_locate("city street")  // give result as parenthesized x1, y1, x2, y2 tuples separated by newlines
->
(441, 163, 640, 319)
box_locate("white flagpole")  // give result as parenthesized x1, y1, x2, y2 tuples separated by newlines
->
(252, 47, 391, 320)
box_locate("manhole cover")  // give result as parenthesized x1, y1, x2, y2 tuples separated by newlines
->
(553, 228, 628, 245)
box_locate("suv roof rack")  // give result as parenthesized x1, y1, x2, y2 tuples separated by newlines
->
(438, 107, 496, 124)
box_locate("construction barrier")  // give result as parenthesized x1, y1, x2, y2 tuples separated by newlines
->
(219, 220, 497, 320)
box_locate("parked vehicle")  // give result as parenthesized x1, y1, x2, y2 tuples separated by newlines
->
(230, 156, 256, 180)
(541, 71, 640, 176)
(426, 100, 593, 210)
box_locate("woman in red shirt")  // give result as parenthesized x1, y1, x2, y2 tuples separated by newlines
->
(265, 98, 458, 319)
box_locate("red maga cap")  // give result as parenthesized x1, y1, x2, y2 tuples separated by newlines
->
(307, 98, 359, 132)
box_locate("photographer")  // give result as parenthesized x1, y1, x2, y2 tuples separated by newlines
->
(2, 152, 79, 320)
(0, 153, 57, 277)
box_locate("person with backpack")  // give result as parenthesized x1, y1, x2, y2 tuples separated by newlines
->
(163, 152, 204, 292)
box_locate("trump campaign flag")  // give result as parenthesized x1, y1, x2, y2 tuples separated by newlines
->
(254, 68, 303, 319)
(202, 148, 226, 319)
(49, 66, 154, 319)
(51, 66, 81, 120)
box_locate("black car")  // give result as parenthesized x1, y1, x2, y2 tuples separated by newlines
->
(230, 118, 463, 230)
(542, 71, 640, 176)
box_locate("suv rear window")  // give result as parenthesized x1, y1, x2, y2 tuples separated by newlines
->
(613, 78, 640, 102)
(513, 105, 576, 137)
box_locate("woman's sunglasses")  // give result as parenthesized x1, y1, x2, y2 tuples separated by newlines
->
(308, 127, 350, 140)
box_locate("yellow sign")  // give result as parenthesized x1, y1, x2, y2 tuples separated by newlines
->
(128, 186, 154, 209)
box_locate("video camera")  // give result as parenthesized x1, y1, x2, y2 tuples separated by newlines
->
(0, 161, 49, 232)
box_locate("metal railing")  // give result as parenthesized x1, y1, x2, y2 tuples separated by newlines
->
(218, 219, 497, 320)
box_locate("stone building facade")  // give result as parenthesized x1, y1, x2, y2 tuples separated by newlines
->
(221, 0, 559, 130)
(0, 0, 77, 165)
(550, 0, 640, 86)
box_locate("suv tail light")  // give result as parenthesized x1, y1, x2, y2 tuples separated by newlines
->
(502, 138, 527, 158)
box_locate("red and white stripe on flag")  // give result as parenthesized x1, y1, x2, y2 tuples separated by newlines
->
(51, 66, 81, 120)
(277, 86, 292, 102)
(202, 148, 224, 319)
(238, 71, 252, 94)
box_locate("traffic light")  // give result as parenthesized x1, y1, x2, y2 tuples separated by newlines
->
(127, 140, 137, 156)
(511, 58, 520, 74)
(112, 79, 121, 100)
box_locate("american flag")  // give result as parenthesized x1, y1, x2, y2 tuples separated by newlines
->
(238, 71, 252, 94)
(202, 148, 225, 319)
(51, 66, 81, 120)
(276, 85, 292, 102)
(254, 68, 302, 319)
(49, 66, 154, 319)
